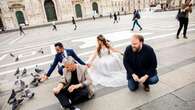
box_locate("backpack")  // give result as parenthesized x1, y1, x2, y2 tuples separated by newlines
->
(135, 12, 141, 19)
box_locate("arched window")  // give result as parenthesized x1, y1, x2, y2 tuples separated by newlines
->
(16, 11, 25, 24)
(92, 2, 99, 14)
(44, 0, 57, 22)
(75, 4, 82, 18)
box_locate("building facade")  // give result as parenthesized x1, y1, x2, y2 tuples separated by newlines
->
(0, 0, 191, 30)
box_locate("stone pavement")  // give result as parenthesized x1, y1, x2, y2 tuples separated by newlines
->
(0, 8, 195, 110)
(38, 63, 195, 110)
(1, 32, 195, 110)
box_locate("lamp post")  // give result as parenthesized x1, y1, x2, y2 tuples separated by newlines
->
(138, 0, 140, 10)
(128, 0, 131, 12)
(133, 0, 135, 9)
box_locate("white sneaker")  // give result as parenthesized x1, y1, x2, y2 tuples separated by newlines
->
(70, 106, 80, 110)
(74, 107, 80, 110)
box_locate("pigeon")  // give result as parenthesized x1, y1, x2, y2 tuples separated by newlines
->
(14, 68, 20, 76)
(38, 48, 44, 54)
(7, 89, 24, 110)
(11, 98, 24, 110)
(10, 53, 15, 57)
(21, 85, 35, 99)
(7, 89, 16, 104)
(20, 80, 26, 90)
(14, 76, 26, 93)
(35, 65, 44, 74)
(30, 73, 40, 87)
(21, 68, 27, 77)
(15, 56, 19, 62)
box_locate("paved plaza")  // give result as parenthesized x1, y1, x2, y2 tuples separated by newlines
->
(0, 8, 195, 110)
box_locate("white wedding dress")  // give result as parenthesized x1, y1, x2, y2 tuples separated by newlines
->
(88, 48, 127, 87)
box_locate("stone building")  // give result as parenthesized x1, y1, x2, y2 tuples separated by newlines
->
(0, 0, 190, 30)
(156, 0, 194, 9)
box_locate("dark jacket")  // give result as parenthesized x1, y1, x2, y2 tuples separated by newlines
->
(123, 44, 157, 79)
(114, 13, 117, 20)
(47, 49, 85, 77)
(72, 19, 76, 24)
(132, 11, 140, 20)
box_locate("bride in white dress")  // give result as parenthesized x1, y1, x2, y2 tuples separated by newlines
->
(87, 35, 127, 87)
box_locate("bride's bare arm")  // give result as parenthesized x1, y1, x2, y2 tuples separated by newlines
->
(110, 47, 124, 55)
(87, 51, 97, 65)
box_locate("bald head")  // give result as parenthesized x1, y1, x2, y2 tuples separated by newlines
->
(131, 34, 144, 53)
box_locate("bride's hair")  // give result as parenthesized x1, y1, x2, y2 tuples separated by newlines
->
(97, 34, 111, 57)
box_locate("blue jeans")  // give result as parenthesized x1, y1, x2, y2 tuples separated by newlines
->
(132, 19, 142, 30)
(128, 75, 159, 91)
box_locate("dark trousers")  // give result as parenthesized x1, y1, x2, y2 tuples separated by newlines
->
(55, 86, 89, 109)
(52, 25, 57, 31)
(58, 66, 64, 76)
(20, 30, 25, 36)
(73, 24, 77, 30)
(176, 18, 189, 37)
(132, 19, 142, 30)
(128, 75, 159, 91)
(113, 18, 118, 23)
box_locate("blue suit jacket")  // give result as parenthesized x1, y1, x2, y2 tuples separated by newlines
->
(46, 49, 85, 77)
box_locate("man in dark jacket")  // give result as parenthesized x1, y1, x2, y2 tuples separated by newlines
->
(72, 17, 77, 30)
(19, 25, 25, 36)
(41, 42, 86, 81)
(131, 9, 142, 31)
(123, 34, 159, 92)
(113, 12, 118, 23)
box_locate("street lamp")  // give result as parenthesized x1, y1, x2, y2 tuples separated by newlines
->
(128, 0, 131, 12)
(138, 0, 140, 10)
(134, 0, 135, 9)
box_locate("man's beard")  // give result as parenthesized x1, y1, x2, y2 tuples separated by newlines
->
(132, 46, 140, 53)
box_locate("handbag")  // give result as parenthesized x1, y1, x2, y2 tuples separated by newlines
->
(176, 10, 187, 20)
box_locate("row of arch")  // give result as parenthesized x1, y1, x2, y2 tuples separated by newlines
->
(15, 0, 99, 25)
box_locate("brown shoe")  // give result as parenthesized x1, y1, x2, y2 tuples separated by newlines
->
(143, 83, 150, 92)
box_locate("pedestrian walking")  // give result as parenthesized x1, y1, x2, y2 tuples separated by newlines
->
(110, 13, 113, 19)
(113, 12, 118, 24)
(72, 17, 77, 30)
(19, 25, 25, 36)
(52, 21, 57, 31)
(131, 9, 142, 31)
(176, 3, 192, 39)
(92, 10, 96, 20)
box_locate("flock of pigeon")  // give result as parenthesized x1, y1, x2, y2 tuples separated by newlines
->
(7, 48, 45, 110)
(9, 48, 44, 62)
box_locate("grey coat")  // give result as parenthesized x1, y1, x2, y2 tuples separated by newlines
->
(62, 64, 94, 98)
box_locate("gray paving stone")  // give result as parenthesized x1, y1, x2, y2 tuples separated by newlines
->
(133, 94, 193, 110)
(38, 81, 173, 110)
(160, 63, 195, 89)
(173, 82, 195, 102)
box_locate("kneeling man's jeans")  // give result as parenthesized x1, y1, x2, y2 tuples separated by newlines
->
(128, 75, 159, 91)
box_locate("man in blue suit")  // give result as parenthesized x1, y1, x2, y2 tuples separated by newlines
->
(41, 42, 86, 82)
